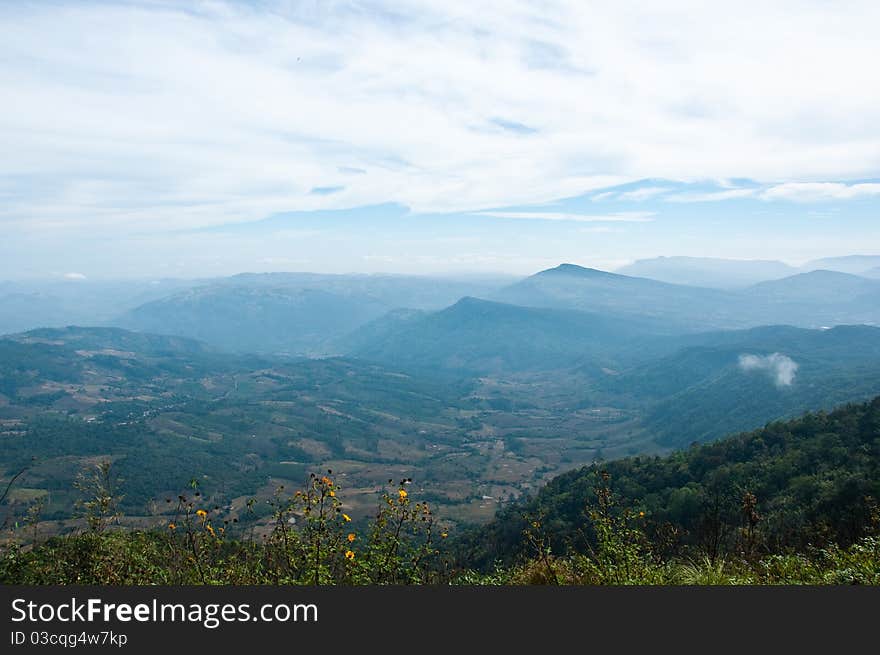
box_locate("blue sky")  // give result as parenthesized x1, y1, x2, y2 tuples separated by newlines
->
(2, 1, 879, 279)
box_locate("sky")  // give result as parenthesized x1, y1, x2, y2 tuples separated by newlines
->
(2, 0, 879, 279)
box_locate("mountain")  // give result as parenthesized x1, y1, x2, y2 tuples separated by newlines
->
(464, 396, 880, 568)
(859, 266, 880, 279)
(492, 264, 880, 331)
(0, 279, 197, 336)
(215, 272, 516, 310)
(491, 264, 750, 331)
(802, 255, 880, 275)
(346, 296, 673, 373)
(740, 271, 880, 327)
(616, 256, 797, 288)
(744, 270, 879, 303)
(6, 325, 213, 355)
(0, 326, 241, 399)
(329, 307, 427, 354)
(344, 298, 880, 445)
(601, 324, 880, 446)
(613, 254, 880, 287)
(118, 285, 391, 355)
(0, 273, 515, 343)
(115, 273, 519, 356)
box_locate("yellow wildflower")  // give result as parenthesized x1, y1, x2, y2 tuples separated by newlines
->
(345, 550, 355, 560)
(196, 509, 207, 518)
(441, 532, 448, 539)
(168, 523, 176, 530)
(342, 513, 351, 522)
(347, 533, 356, 542)
(398, 489, 408, 500)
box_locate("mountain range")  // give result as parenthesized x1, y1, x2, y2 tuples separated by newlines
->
(617, 256, 798, 288)
(3, 258, 880, 531)
(616, 254, 880, 288)
(491, 264, 880, 333)
(114, 263, 880, 356)
(4, 261, 880, 359)
(343, 296, 674, 373)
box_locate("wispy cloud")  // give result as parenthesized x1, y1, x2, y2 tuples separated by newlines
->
(477, 211, 654, 223)
(760, 182, 880, 202)
(2, 0, 879, 239)
(665, 188, 758, 203)
(660, 181, 880, 204)
(591, 187, 670, 202)
(310, 186, 345, 195)
(617, 187, 669, 201)
(488, 118, 539, 135)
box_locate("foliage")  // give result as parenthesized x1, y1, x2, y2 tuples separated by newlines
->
(74, 460, 124, 532)
(4, 325, 880, 528)
(2, 464, 877, 586)
(0, 471, 446, 585)
(459, 397, 880, 569)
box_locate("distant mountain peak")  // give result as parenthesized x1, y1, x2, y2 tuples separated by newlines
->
(443, 296, 529, 317)
(794, 269, 865, 279)
(537, 263, 617, 278)
(751, 269, 870, 286)
(615, 256, 797, 289)
(803, 254, 880, 275)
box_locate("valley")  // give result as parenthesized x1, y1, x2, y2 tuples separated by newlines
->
(3, 262, 880, 539)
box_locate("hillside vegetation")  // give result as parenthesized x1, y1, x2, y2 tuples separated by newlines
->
(2, 398, 878, 585)
(3, 263, 880, 584)
(3, 323, 880, 530)
(462, 397, 880, 571)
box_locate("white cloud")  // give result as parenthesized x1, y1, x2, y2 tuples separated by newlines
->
(760, 182, 880, 202)
(665, 188, 758, 202)
(476, 211, 654, 223)
(617, 187, 670, 201)
(657, 181, 880, 203)
(592, 187, 670, 202)
(1, 0, 879, 238)
(63, 272, 87, 280)
(738, 353, 798, 387)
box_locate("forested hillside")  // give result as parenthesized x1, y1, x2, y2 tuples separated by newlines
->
(3, 323, 880, 532)
(4, 397, 879, 585)
(462, 397, 880, 569)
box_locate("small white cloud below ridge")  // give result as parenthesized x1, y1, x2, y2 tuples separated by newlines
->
(738, 353, 799, 387)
